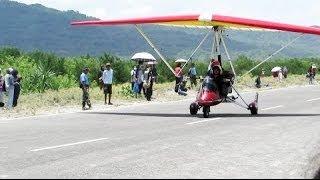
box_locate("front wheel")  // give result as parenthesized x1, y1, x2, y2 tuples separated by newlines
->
(203, 106, 210, 118)
(190, 103, 199, 115)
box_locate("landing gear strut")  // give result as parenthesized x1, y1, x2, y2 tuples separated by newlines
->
(203, 106, 210, 118)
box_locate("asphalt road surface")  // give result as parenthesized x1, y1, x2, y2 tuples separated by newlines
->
(1, 85, 320, 179)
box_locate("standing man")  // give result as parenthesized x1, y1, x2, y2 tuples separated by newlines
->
(255, 75, 262, 88)
(0, 68, 4, 107)
(130, 65, 137, 91)
(188, 63, 197, 88)
(98, 65, 105, 90)
(308, 64, 317, 85)
(144, 65, 155, 101)
(4, 68, 14, 109)
(80, 67, 91, 110)
(136, 62, 144, 94)
(282, 66, 288, 79)
(102, 63, 114, 105)
(278, 69, 283, 82)
(12, 69, 22, 107)
(174, 62, 183, 93)
(151, 63, 158, 83)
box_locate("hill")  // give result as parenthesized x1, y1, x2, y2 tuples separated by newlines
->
(1, 0, 320, 59)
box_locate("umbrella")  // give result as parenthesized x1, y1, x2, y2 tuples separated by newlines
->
(175, 58, 188, 63)
(131, 52, 156, 62)
(271, 67, 282, 72)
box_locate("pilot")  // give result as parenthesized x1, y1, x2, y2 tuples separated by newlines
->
(207, 59, 222, 78)
(207, 59, 234, 97)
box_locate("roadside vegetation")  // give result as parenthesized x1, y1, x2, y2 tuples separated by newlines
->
(0, 47, 319, 117)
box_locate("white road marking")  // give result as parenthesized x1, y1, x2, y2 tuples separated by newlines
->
(261, 105, 284, 111)
(0, 175, 8, 178)
(306, 97, 320, 102)
(30, 138, 109, 152)
(186, 118, 222, 125)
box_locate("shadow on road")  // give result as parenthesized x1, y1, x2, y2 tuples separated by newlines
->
(83, 112, 320, 118)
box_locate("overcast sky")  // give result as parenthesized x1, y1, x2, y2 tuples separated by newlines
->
(14, 0, 320, 26)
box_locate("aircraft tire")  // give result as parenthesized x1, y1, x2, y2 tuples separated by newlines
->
(190, 103, 199, 115)
(249, 104, 258, 115)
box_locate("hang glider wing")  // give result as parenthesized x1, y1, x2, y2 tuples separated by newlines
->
(71, 14, 320, 35)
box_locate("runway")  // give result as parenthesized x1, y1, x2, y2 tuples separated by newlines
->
(1, 85, 320, 178)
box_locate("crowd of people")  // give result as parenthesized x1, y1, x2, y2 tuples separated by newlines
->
(79, 60, 201, 110)
(0, 68, 22, 110)
(255, 64, 318, 88)
(130, 61, 158, 101)
(79, 61, 158, 110)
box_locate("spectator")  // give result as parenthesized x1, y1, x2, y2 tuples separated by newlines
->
(98, 65, 105, 90)
(282, 66, 288, 79)
(174, 62, 183, 92)
(102, 63, 114, 105)
(80, 67, 91, 110)
(130, 66, 137, 91)
(278, 69, 283, 82)
(0, 68, 4, 108)
(255, 75, 262, 88)
(4, 68, 14, 109)
(151, 64, 158, 83)
(188, 63, 197, 88)
(12, 69, 22, 107)
(307, 64, 317, 85)
(143, 65, 155, 101)
(136, 62, 144, 94)
(177, 77, 188, 96)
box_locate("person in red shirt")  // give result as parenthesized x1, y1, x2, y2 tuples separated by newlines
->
(174, 63, 183, 92)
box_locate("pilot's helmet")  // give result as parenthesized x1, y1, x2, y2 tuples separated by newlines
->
(211, 59, 220, 67)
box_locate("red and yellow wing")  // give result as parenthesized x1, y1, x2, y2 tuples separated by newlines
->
(71, 14, 320, 35)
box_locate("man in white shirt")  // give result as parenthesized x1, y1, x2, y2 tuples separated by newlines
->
(130, 66, 137, 91)
(102, 63, 114, 105)
(4, 68, 14, 109)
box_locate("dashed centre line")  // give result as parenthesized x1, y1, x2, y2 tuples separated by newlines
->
(30, 138, 109, 152)
(306, 97, 320, 102)
(186, 118, 222, 125)
(261, 105, 284, 111)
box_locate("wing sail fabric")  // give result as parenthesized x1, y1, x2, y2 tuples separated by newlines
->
(71, 14, 320, 35)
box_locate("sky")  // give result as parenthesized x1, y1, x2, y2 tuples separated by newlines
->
(13, 0, 320, 26)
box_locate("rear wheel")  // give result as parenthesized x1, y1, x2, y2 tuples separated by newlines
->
(190, 103, 199, 115)
(249, 103, 258, 115)
(203, 106, 210, 118)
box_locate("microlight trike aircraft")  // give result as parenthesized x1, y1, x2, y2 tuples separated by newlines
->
(71, 13, 320, 118)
